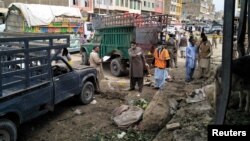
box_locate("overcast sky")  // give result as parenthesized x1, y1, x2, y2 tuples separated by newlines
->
(213, 0, 224, 11)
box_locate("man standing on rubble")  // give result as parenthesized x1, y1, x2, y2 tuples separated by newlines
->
(128, 41, 146, 93)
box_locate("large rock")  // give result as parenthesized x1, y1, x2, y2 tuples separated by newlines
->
(153, 101, 213, 141)
(139, 91, 171, 131)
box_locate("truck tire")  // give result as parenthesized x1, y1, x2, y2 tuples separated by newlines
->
(79, 81, 94, 104)
(110, 58, 126, 77)
(82, 52, 89, 65)
(0, 119, 17, 141)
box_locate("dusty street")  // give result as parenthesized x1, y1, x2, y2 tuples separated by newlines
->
(17, 43, 249, 141)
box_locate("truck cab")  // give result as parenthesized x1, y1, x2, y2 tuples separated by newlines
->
(0, 33, 98, 141)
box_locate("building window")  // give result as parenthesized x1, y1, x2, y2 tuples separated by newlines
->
(144, 1, 146, 7)
(152, 3, 154, 8)
(125, 0, 128, 7)
(73, 0, 78, 5)
(130, 1, 133, 8)
(121, 0, 124, 6)
(155, 2, 159, 8)
(138, 1, 141, 9)
(116, 0, 119, 6)
(96, 0, 100, 4)
(85, 0, 89, 7)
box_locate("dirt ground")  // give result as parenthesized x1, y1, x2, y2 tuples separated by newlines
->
(17, 43, 249, 141)
(17, 52, 202, 141)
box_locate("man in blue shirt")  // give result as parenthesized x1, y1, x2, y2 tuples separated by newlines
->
(185, 36, 197, 82)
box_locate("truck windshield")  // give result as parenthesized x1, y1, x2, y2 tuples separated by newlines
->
(93, 35, 101, 43)
(87, 23, 93, 31)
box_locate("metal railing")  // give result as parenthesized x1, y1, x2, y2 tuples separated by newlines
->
(92, 13, 169, 29)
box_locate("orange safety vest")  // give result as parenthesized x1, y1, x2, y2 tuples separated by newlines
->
(154, 47, 170, 69)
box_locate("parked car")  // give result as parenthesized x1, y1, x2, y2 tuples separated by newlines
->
(163, 25, 176, 34)
(210, 26, 223, 33)
(203, 26, 211, 33)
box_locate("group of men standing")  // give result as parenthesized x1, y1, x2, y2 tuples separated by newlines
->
(87, 31, 213, 94)
(128, 41, 170, 92)
(185, 32, 213, 82)
(128, 31, 214, 93)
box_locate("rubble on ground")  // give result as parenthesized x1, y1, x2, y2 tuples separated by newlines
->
(153, 100, 213, 141)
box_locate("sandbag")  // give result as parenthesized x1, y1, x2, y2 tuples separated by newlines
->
(112, 105, 129, 117)
(113, 106, 143, 128)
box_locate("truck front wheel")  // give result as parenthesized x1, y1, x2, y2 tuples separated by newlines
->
(0, 119, 17, 141)
(82, 52, 89, 65)
(79, 81, 94, 104)
(110, 58, 126, 77)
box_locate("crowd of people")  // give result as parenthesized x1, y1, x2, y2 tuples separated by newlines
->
(127, 30, 218, 93)
(85, 30, 221, 95)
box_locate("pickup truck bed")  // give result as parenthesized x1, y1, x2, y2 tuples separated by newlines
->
(0, 32, 98, 141)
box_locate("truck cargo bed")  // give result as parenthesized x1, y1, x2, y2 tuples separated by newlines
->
(0, 32, 70, 97)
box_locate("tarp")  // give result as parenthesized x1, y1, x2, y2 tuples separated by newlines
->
(8, 3, 82, 27)
(0, 8, 8, 14)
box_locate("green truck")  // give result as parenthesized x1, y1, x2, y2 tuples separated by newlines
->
(81, 14, 169, 76)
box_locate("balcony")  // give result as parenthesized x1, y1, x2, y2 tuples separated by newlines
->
(95, 0, 115, 10)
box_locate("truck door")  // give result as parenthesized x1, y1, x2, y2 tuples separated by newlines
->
(52, 59, 79, 104)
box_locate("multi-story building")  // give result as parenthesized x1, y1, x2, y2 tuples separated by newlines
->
(1, 0, 164, 19)
(182, 0, 215, 21)
(163, 0, 183, 21)
(92, 0, 141, 15)
(70, 0, 94, 13)
(207, 0, 215, 20)
(128, 0, 141, 14)
(141, 0, 155, 15)
(93, 0, 115, 15)
(2, 0, 69, 7)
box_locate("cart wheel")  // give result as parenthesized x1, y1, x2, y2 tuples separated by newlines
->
(0, 119, 17, 141)
(82, 52, 89, 65)
(79, 81, 94, 104)
(110, 58, 125, 77)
